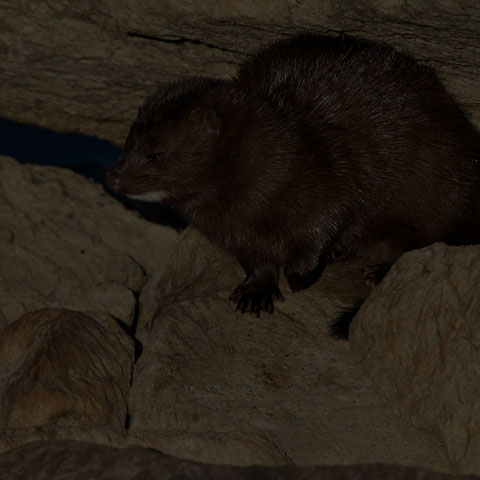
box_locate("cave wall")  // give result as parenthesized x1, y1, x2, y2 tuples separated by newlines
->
(1, 0, 479, 145)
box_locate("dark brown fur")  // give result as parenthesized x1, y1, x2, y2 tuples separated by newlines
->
(106, 34, 480, 316)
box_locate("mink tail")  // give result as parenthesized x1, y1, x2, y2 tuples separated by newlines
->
(329, 300, 365, 340)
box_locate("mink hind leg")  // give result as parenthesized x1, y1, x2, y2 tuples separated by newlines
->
(363, 262, 393, 287)
(284, 246, 329, 292)
(360, 235, 412, 286)
(229, 263, 284, 316)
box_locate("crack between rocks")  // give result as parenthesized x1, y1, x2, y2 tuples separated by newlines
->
(255, 433, 296, 466)
(114, 289, 142, 430)
(126, 31, 243, 55)
(126, 289, 142, 430)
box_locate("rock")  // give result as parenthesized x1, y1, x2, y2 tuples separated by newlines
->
(0, 1, 479, 144)
(350, 243, 480, 475)
(0, 156, 178, 328)
(129, 229, 449, 469)
(0, 440, 475, 480)
(0, 426, 129, 454)
(129, 430, 293, 467)
(0, 158, 475, 473)
(0, 426, 289, 466)
(0, 309, 134, 429)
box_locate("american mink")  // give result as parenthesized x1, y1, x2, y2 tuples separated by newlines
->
(106, 34, 480, 317)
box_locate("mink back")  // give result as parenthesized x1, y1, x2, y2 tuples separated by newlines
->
(235, 34, 480, 257)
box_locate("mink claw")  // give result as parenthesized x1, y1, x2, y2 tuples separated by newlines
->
(234, 293, 276, 317)
(230, 280, 283, 316)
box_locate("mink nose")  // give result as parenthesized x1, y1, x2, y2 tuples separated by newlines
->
(105, 171, 123, 192)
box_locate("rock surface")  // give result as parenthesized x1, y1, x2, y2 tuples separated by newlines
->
(350, 243, 480, 475)
(0, 156, 178, 328)
(1, 1, 479, 144)
(1, 158, 478, 477)
(129, 229, 449, 469)
(0, 425, 291, 467)
(0, 440, 476, 480)
(0, 309, 134, 430)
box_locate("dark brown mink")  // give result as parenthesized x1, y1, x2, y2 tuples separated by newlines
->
(106, 34, 480, 317)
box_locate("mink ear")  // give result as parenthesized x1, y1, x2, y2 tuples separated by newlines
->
(187, 106, 222, 138)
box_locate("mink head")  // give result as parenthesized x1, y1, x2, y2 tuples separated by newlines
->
(106, 79, 224, 204)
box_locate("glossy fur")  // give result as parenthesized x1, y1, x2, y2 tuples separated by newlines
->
(106, 34, 480, 316)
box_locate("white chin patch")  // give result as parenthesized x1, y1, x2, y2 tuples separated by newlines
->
(126, 191, 167, 202)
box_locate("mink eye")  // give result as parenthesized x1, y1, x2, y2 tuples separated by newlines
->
(146, 152, 164, 162)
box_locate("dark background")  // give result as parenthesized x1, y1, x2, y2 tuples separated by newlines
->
(0, 117, 121, 183)
(0, 117, 187, 229)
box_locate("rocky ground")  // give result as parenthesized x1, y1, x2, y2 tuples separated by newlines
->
(0, 156, 479, 478)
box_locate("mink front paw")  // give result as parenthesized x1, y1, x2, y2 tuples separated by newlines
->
(229, 284, 284, 317)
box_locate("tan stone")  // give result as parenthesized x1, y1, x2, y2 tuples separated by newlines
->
(0, 426, 288, 465)
(0, 1, 479, 144)
(1, 158, 477, 473)
(0, 156, 178, 328)
(0, 426, 129, 454)
(0, 309, 134, 429)
(0, 439, 474, 480)
(129, 229, 450, 470)
(350, 243, 480, 475)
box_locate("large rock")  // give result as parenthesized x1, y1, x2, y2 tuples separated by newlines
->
(0, 440, 475, 480)
(0, 156, 178, 328)
(1, 1, 479, 144)
(0, 158, 476, 475)
(350, 243, 480, 475)
(0, 425, 291, 467)
(0, 309, 134, 430)
(129, 229, 449, 469)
